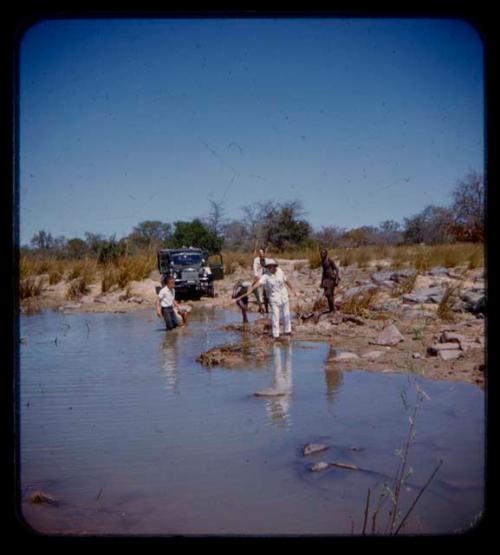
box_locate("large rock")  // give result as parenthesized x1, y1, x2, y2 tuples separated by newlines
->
(427, 342, 461, 356)
(439, 349, 464, 361)
(371, 324, 404, 346)
(331, 351, 359, 361)
(402, 287, 445, 304)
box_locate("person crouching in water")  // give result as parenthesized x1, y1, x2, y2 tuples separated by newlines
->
(234, 259, 293, 339)
(156, 276, 179, 331)
(232, 279, 252, 324)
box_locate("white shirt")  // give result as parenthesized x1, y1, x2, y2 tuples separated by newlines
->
(253, 256, 267, 278)
(158, 286, 175, 308)
(259, 267, 289, 305)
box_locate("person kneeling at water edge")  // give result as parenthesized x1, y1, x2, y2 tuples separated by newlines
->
(233, 259, 294, 339)
(156, 276, 181, 330)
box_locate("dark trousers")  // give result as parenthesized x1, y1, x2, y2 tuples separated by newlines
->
(324, 286, 336, 312)
(161, 306, 178, 330)
(237, 298, 249, 323)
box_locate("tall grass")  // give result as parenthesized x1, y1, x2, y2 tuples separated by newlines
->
(437, 285, 459, 321)
(100, 254, 156, 292)
(221, 251, 253, 275)
(19, 276, 45, 299)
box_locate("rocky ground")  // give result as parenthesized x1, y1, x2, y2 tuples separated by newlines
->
(21, 258, 486, 387)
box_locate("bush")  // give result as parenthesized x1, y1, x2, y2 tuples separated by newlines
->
(65, 277, 90, 299)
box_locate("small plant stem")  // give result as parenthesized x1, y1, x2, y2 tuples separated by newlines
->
(394, 460, 443, 535)
(362, 488, 371, 535)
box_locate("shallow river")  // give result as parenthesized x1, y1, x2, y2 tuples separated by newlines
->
(18, 308, 484, 536)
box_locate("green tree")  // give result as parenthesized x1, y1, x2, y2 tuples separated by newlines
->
(171, 219, 223, 254)
(66, 238, 88, 259)
(127, 220, 172, 251)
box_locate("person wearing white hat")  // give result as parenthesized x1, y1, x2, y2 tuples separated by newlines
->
(234, 258, 293, 338)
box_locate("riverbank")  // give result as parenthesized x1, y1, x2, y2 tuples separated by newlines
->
(20, 257, 486, 387)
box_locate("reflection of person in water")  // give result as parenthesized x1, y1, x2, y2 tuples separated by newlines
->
(160, 332, 179, 391)
(266, 342, 293, 425)
(324, 346, 344, 402)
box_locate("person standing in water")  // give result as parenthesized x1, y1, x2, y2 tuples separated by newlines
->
(234, 259, 293, 339)
(156, 276, 179, 331)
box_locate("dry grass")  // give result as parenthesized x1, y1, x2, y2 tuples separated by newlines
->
(65, 277, 90, 300)
(437, 285, 459, 321)
(391, 273, 418, 298)
(101, 254, 156, 292)
(221, 251, 253, 275)
(340, 288, 381, 317)
(19, 276, 45, 299)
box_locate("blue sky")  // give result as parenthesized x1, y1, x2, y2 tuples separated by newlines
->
(18, 17, 484, 245)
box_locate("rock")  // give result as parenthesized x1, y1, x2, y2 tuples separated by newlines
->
(440, 331, 467, 344)
(29, 490, 58, 505)
(361, 350, 385, 360)
(412, 353, 422, 359)
(391, 269, 417, 282)
(371, 271, 394, 284)
(439, 349, 464, 361)
(254, 389, 287, 397)
(342, 284, 378, 300)
(427, 342, 461, 355)
(303, 443, 329, 456)
(371, 324, 404, 346)
(428, 267, 450, 276)
(310, 461, 330, 472)
(402, 287, 445, 304)
(460, 341, 483, 352)
(331, 351, 359, 361)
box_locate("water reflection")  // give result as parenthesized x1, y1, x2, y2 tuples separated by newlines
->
(264, 342, 293, 427)
(324, 346, 344, 403)
(160, 332, 179, 391)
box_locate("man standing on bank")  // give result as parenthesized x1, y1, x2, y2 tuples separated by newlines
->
(320, 248, 340, 313)
(234, 259, 293, 339)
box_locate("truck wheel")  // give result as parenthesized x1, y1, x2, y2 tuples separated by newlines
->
(207, 285, 215, 298)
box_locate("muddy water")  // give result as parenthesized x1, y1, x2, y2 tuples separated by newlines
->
(19, 308, 484, 536)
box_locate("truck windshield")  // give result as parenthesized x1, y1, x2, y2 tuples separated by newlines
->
(171, 253, 203, 266)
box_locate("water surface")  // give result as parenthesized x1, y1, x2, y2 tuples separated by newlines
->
(19, 308, 484, 535)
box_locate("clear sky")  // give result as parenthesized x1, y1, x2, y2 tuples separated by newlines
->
(18, 17, 484, 245)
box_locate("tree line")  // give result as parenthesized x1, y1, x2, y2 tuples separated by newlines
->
(24, 170, 484, 261)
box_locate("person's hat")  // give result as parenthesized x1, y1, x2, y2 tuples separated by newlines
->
(265, 258, 278, 267)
